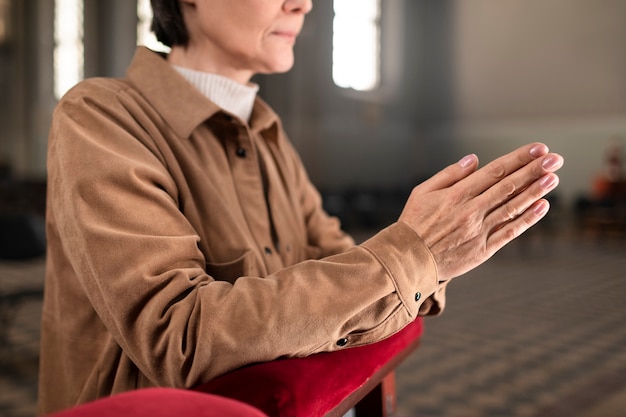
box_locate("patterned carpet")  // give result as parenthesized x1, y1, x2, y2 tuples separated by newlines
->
(1, 227, 625, 417)
(396, 232, 626, 417)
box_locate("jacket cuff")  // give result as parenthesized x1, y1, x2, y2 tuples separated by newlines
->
(360, 222, 439, 318)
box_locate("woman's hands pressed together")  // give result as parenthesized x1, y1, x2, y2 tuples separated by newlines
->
(399, 142, 564, 281)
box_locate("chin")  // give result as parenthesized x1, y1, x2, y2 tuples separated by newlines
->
(271, 64, 294, 74)
(259, 53, 295, 75)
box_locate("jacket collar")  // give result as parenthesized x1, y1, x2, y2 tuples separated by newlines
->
(127, 46, 280, 140)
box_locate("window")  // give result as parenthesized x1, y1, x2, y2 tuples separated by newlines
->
(0, 0, 9, 44)
(54, 0, 84, 100)
(332, 0, 381, 91)
(137, 0, 170, 53)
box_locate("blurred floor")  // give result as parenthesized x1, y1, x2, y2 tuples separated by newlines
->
(396, 229, 626, 417)
(0, 259, 44, 417)
(1, 224, 626, 417)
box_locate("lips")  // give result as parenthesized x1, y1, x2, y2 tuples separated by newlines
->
(271, 30, 298, 43)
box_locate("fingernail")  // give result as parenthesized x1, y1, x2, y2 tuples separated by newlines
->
(458, 154, 475, 168)
(530, 144, 548, 158)
(534, 200, 549, 216)
(540, 174, 558, 189)
(541, 155, 561, 171)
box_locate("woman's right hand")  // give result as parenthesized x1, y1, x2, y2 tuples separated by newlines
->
(399, 142, 564, 281)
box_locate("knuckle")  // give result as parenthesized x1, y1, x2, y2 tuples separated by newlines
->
(503, 226, 518, 241)
(500, 180, 516, 197)
(486, 161, 506, 180)
(534, 161, 547, 177)
(516, 151, 528, 165)
(502, 203, 518, 221)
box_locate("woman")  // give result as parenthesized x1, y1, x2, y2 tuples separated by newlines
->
(39, 0, 563, 414)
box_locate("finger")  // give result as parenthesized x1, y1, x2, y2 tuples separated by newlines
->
(486, 198, 551, 253)
(484, 172, 559, 234)
(417, 153, 479, 193)
(476, 152, 564, 214)
(456, 142, 550, 198)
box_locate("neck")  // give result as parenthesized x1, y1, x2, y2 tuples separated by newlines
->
(167, 45, 254, 85)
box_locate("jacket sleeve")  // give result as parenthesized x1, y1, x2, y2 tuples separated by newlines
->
(47, 84, 443, 390)
(282, 135, 448, 316)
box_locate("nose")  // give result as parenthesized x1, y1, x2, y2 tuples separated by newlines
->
(284, 0, 313, 14)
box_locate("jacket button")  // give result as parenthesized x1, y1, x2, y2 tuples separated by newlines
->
(414, 292, 421, 302)
(236, 148, 247, 158)
(336, 338, 349, 347)
(264, 247, 272, 255)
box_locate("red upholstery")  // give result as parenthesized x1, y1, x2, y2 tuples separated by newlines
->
(46, 388, 268, 417)
(46, 319, 423, 417)
(195, 318, 424, 417)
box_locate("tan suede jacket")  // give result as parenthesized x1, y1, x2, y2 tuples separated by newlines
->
(39, 47, 446, 415)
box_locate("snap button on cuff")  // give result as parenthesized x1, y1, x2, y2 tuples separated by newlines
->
(336, 338, 349, 347)
(236, 148, 247, 158)
(414, 292, 422, 302)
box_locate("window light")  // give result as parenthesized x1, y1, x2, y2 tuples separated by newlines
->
(54, 0, 84, 100)
(332, 0, 381, 91)
(137, 0, 170, 53)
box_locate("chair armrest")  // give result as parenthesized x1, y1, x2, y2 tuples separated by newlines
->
(195, 318, 423, 417)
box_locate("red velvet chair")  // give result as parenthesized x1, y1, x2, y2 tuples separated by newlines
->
(47, 318, 423, 417)
(195, 318, 424, 417)
(46, 388, 269, 417)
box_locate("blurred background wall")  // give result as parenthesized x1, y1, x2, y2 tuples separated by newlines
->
(258, 0, 626, 210)
(0, 0, 625, 218)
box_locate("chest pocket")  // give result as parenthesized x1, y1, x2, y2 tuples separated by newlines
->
(205, 250, 260, 284)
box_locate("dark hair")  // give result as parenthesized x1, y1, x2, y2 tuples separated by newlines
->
(150, 0, 189, 47)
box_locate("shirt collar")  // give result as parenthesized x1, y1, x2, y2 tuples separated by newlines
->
(172, 66, 259, 123)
